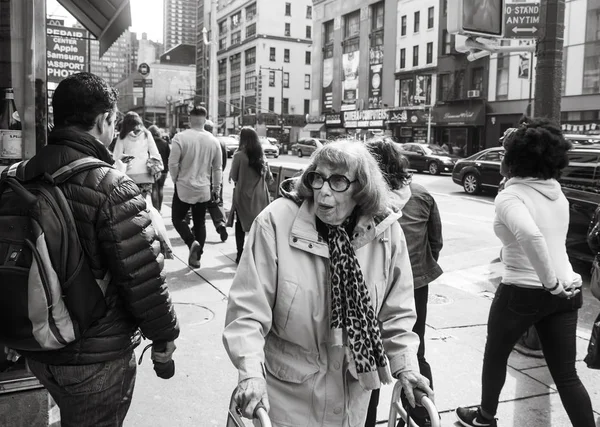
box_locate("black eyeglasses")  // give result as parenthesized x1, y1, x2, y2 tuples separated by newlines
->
(306, 171, 357, 192)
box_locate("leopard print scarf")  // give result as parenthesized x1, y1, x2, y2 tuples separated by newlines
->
(327, 218, 392, 391)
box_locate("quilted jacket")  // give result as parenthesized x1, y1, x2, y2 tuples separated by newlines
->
(19, 128, 179, 365)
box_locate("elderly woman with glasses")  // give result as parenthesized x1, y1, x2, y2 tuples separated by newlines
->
(223, 140, 431, 426)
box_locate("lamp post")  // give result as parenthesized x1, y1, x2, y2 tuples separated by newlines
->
(202, 0, 219, 125)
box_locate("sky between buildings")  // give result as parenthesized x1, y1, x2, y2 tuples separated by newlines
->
(46, 0, 164, 43)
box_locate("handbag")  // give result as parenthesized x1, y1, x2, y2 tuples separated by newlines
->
(584, 313, 600, 370)
(590, 255, 600, 301)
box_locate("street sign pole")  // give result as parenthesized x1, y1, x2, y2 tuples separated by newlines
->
(142, 78, 146, 125)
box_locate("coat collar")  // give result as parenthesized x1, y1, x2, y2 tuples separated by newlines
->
(289, 200, 401, 257)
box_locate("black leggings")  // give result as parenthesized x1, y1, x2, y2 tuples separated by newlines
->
(481, 283, 594, 427)
(235, 215, 245, 261)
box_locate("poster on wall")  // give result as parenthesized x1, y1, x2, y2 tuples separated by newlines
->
(46, 24, 88, 85)
(413, 75, 432, 106)
(322, 57, 333, 111)
(369, 45, 383, 109)
(342, 51, 360, 111)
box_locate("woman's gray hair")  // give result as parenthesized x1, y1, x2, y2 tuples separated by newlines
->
(294, 140, 390, 216)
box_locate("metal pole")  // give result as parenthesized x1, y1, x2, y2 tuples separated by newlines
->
(280, 67, 285, 141)
(533, 0, 565, 123)
(142, 79, 146, 124)
(427, 106, 432, 144)
(527, 51, 535, 117)
(209, 0, 219, 125)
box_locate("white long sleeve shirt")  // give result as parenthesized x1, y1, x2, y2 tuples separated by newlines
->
(168, 128, 222, 204)
(493, 177, 581, 289)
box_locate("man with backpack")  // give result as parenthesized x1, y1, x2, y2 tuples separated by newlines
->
(0, 72, 179, 426)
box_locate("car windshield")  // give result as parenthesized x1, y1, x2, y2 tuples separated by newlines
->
(423, 145, 448, 155)
(220, 137, 238, 145)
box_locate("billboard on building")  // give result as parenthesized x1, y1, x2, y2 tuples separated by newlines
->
(46, 24, 88, 86)
(341, 51, 359, 111)
(322, 57, 333, 111)
(368, 45, 383, 109)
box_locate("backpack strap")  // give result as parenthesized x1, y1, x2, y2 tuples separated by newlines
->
(51, 157, 111, 184)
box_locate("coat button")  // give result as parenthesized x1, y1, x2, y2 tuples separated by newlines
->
(333, 407, 342, 415)
(308, 243, 313, 248)
(293, 237, 298, 243)
(367, 225, 372, 230)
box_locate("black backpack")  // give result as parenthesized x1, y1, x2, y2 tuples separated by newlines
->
(0, 157, 110, 351)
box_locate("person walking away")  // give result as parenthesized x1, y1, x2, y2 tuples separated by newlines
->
(204, 119, 228, 242)
(12, 72, 179, 426)
(228, 127, 273, 264)
(365, 139, 442, 427)
(455, 118, 594, 427)
(112, 112, 163, 200)
(168, 106, 222, 268)
(149, 125, 170, 212)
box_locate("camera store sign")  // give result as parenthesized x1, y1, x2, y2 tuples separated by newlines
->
(46, 24, 88, 83)
(343, 109, 388, 128)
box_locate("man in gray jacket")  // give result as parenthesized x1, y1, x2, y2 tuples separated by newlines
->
(169, 106, 222, 268)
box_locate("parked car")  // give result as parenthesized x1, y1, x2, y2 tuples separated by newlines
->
(259, 137, 280, 158)
(267, 137, 282, 150)
(295, 137, 326, 157)
(451, 147, 505, 194)
(452, 143, 600, 262)
(219, 136, 239, 157)
(398, 143, 460, 175)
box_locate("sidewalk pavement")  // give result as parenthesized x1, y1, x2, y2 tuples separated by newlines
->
(125, 178, 600, 427)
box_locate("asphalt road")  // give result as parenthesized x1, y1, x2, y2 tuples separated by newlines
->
(270, 154, 600, 332)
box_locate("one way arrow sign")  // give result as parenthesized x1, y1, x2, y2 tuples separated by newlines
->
(505, 3, 540, 39)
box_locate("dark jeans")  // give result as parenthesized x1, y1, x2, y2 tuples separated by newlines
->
(28, 351, 136, 427)
(481, 283, 594, 427)
(365, 286, 432, 427)
(207, 185, 226, 231)
(152, 173, 168, 212)
(172, 190, 209, 253)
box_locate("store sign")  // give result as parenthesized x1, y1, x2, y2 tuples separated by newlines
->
(342, 51, 360, 111)
(325, 113, 342, 126)
(343, 109, 388, 128)
(322, 57, 333, 111)
(368, 45, 383, 109)
(306, 114, 325, 124)
(387, 109, 432, 125)
(46, 24, 88, 84)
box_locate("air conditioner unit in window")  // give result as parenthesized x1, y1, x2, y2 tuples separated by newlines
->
(467, 90, 480, 98)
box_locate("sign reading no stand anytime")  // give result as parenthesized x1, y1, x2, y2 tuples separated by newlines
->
(505, 2, 540, 38)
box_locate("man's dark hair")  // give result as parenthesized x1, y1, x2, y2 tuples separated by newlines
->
(503, 117, 571, 180)
(190, 106, 207, 117)
(52, 72, 118, 130)
(366, 139, 412, 190)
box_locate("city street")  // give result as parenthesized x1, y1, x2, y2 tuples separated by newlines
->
(123, 153, 600, 427)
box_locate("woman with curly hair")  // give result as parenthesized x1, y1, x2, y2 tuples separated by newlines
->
(365, 139, 442, 427)
(229, 127, 274, 263)
(456, 118, 594, 427)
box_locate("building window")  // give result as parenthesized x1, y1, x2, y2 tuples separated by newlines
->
(231, 30, 241, 45)
(306, 6, 312, 19)
(344, 10, 360, 39)
(415, 75, 432, 105)
(371, 2, 384, 31)
(283, 98, 289, 114)
(283, 72, 290, 88)
(439, 73, 450, 101)
(246, 23, 256, 38)
(270, 47, 276, 61)
(324, 20, 334, 45)
(218, 19, 228, 34)
(230, 74, 240, 94)
(472, 67, 484, 92)
(218, 78, 226, 96)
(218, 60, 227, 76)
(306, 26, 312, 39)
(305, 51, 311, 64)
(400, 48, 406, 69)
(428, 7, 435, 28)
(414, 11, 420, 33)
(399, 78, 413, 107)
(583, 42, 600, 94)
(285, 23, 291, 37)
(269, 97, 275, 112)
(269, 70, 276, 87)
(304, 99, 310, 115)
(245, 47, 256, 66)
(219, 36, 226, 50)
(496, 51, 509, 100)
(401, 15, 407, 36)
(231, 11, 241, 29)
(246, 3, 256, 21)
(305, 74, 311, 89)
(245, 70, 256, 90)
(230, 54, 241, 73)
(413, 45, 419, 67)
(455, 70, 465, 98)
(443, 0, 448, 16)
(285, 2, 291, 16)
(442, 30, 452, 55)
(284, 49, 290, 63)
(426, 42, 433, 64)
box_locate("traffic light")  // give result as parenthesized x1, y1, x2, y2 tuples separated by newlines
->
(448, 0, 505, 38)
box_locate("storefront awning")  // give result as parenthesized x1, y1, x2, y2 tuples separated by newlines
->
(434, 103, 485, 126)
(302, 123, 325, 132)
(58, 0, 132, 56)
